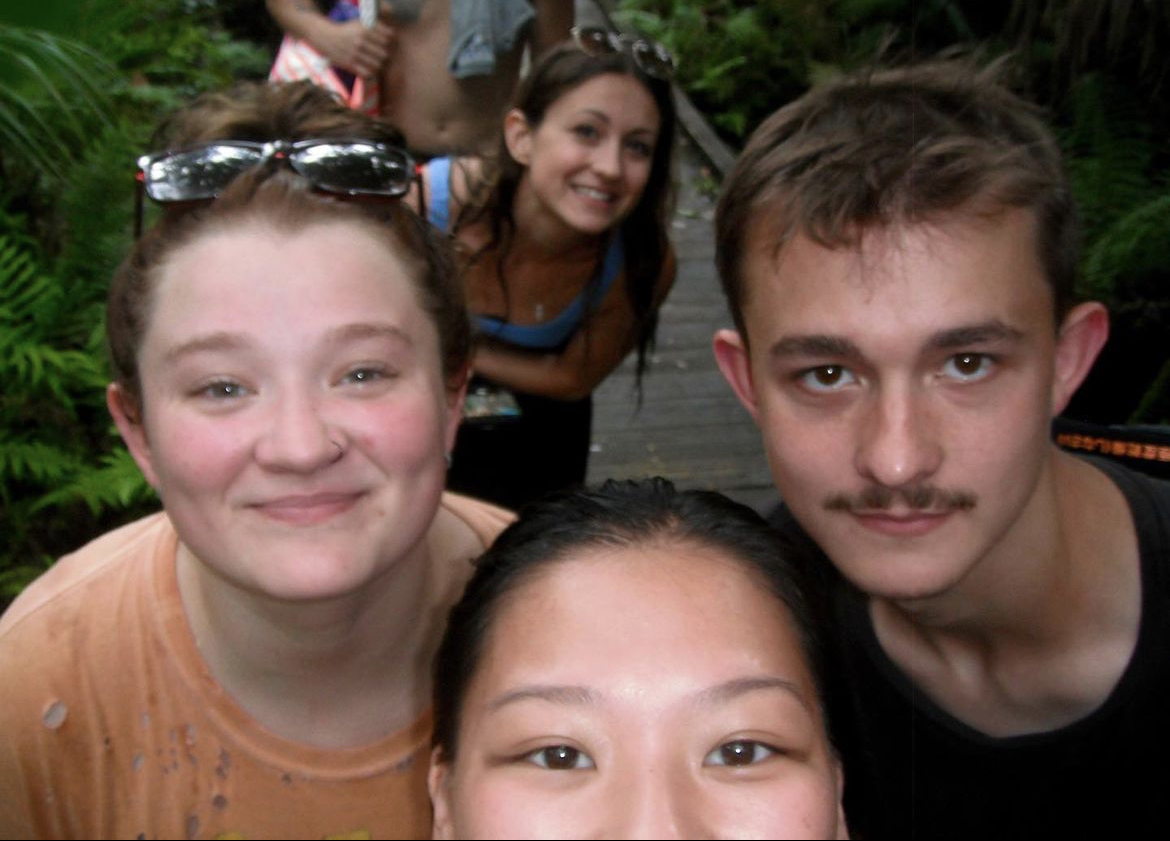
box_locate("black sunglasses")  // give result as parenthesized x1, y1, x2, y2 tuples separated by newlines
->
(134, 138, 415, 236)
(570, 26, 676, 81)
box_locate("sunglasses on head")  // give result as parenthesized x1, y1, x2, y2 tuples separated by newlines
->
(570, 25, 676, 81)
(134, 138, 415, 236)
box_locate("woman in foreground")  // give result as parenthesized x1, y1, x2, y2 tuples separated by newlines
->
(0, 84, 511, 838)
(428, 477, 849, 839)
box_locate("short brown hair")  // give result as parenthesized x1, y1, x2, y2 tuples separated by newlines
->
(715, 56, 1077, 339)
(151, 79, 404, 148)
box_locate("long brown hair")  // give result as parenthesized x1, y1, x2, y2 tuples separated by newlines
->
(456, 42, 677, 385)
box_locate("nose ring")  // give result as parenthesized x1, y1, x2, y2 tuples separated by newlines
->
(330, 439, 345, 460)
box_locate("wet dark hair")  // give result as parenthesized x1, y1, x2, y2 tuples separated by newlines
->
(716, 55, 1077, 340)
(108, 82, 468, 415)
(432, 477, 829, 764)
(456, 41, 678, 387)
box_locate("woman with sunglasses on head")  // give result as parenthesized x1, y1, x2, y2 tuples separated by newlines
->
(428, 477, 850, 839)
(412, 28, 679, 510)
(0, 81, 513, 839)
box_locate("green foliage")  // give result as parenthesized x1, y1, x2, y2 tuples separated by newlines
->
(615, 0, 995, 146)
(0, 0, 271, 610)
(624, 0, 1170, 425)
(0, 26, 116, 182)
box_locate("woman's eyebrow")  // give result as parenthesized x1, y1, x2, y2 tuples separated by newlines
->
(692, 675, 812, 713)
(487, 684, 599, 711)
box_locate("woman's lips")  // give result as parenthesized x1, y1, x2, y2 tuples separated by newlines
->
(250, 492, 363, 525)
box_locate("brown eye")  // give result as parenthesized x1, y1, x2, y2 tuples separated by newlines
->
(798, 365, 856, 392)
(525, 744, 595, 770)
(943, 353, 994, 382)
(813, 366, 844, 386)
(704, 739, 778, 767)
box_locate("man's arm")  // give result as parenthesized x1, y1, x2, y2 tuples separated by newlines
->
(530, 0, 575, 58)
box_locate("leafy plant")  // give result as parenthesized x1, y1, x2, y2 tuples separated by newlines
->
(0, 1, 271, 611)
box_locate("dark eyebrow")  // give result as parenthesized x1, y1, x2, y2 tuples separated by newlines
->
(487, 684, 598, 712)
(768, 334, 860, 360)
(693, 676, 813, 713)
(928, 320, 1026, 350)
(768, 320, 1026, 362)
(575, 108, 612, 124)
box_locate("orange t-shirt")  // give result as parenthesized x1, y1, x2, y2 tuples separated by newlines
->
(0, 493, 512, 839)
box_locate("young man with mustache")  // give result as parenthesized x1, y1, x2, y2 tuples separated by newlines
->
(712, 58, 1170, 838)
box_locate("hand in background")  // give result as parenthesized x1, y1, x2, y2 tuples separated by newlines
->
(315, 17, 395, 78)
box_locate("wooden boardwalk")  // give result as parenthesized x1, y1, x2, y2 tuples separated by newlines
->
(586, 138, 778, 514)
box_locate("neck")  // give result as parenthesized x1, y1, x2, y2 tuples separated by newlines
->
(176, 538, 436, 748)
(870, 450, 1141, 735)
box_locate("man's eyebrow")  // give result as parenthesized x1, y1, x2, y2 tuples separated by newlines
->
(487, 684, 598, 712)
(928, 320, 1026, 349)
(768, 334, 861, 359)
(767, 321, 1027, 361)
(693, 676, 813, 713)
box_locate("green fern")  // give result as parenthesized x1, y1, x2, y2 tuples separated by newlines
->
(32, 449, 155, 517)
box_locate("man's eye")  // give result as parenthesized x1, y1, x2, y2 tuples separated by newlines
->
(522, 744, 596, 771)
(797, 365, 856, 392)
(703, 739, 778, 768)
(942, 353, 994, 382)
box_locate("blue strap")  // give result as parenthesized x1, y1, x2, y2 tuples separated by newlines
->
(475, 234, 625, 350)
(426, 156, 452, 231)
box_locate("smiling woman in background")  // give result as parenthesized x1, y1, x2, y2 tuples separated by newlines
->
(414, 29, 679, 510)
(0, 83, 511, 839)
(428, 477, 849, 839)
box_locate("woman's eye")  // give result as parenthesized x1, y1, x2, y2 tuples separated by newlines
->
(625, 138, 654, 158)
(572, 123, 601, 142)
(196, 380, 248, 400)
(704, 739, 778, 768)
(522, 744, 596, 771)
(340, 367, 388, 386)
(942, 353, 994, 382)
(797, 365, 856, 392)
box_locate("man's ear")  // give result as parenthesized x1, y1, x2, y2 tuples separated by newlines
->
(107, 382, 160, 489)
(427, 747, 455, 840)
(712, 328, 761, 422)
(503, 108, 534, 166)
(1050, 301, 1110, 417)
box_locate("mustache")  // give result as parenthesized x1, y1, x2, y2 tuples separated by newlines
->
(824, 484, 977, 513)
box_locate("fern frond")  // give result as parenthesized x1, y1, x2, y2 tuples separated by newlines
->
(31, 448, 155, 517)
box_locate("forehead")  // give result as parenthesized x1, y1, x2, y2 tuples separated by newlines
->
(738, 207, 1056, 349)
(546, 72, 660, 128)
(479, 540, 814, 693)
(144, 220, 428, 349)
